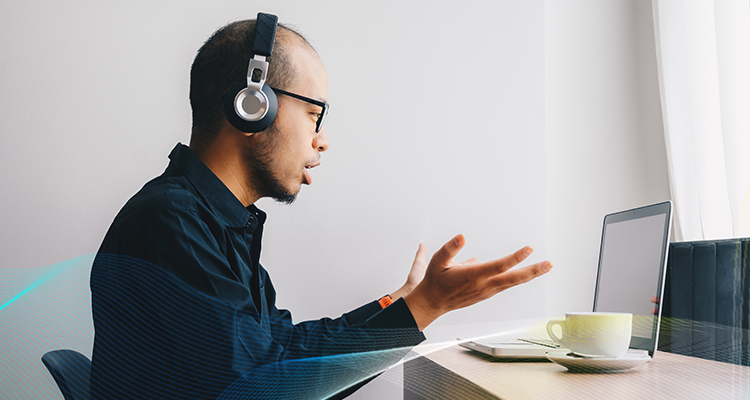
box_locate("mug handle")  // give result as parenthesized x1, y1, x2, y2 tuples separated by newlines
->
(546, 319, 566, 347)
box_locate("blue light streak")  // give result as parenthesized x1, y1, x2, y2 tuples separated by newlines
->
(0, 266, 64, 312)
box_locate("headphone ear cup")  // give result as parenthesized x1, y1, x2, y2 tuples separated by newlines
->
(223, 82, 278, 133)
(258, 84, 278, 130)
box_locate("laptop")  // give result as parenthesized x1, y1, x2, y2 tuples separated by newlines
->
(460, 201, 673, 358)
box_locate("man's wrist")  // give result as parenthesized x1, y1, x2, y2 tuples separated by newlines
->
(403, 289, 440, 332)
(389, 284, 414, 302)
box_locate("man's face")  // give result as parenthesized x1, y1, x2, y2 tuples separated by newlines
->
(245, 42, 329, 204)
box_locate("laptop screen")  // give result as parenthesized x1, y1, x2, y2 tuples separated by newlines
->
(593, 201, 672, 355)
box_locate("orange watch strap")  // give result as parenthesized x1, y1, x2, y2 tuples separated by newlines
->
(378, 294, 393, 309)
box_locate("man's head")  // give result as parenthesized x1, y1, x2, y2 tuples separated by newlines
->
(190, 19, 302, 143)
(189, 18, 329, 205)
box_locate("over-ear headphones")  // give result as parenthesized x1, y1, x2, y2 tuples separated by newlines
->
(224, 12, 279, 133)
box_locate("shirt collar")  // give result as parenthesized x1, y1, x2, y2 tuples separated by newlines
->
(168, 143, 266, 228)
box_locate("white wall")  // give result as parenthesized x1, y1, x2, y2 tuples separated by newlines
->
(544, 0, 671, 317)
(0, 1, 668, 399)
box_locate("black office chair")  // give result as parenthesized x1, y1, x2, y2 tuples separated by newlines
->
(41, 349, 91, 400)
(660, 238, 750, 365)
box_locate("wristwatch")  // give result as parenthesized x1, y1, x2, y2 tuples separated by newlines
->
(378, 294, 393, 309)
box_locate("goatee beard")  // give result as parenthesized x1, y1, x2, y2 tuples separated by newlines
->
(244, 126, 297, 205)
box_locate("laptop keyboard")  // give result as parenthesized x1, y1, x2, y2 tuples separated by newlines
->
(517, 338, 562, 348)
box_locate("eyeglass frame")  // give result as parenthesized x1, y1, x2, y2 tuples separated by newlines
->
(270, 86, 329, 133)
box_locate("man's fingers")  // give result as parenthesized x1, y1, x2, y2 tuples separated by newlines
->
(487, 261, 553, 291)
(457, 257, 479, 266)
(412, 243, 427, 267)
(429, 234, 466, 269)
(472, 246, 534, 277)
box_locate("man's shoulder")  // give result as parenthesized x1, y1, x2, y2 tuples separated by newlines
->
(132, 174, 202, 212)
(114, 173, 211, 231)
(98, 172, 216, 255)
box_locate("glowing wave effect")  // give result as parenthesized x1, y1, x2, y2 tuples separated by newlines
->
(1, 254, 532, 400)
(0, 258, 81, 313)
(0, 275, 49, 313)
(89, 254, 541, 399)
(1, 255, 95, 400)
(7, 252, 750, 399)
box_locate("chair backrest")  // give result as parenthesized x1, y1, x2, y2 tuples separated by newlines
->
(659, 238, 750, 365)
(41, 349, 91, 400)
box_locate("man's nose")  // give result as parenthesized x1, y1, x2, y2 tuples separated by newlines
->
(314, 127, 329, 152)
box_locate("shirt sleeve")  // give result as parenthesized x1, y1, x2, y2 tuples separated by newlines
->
(267, 294, 424, 361)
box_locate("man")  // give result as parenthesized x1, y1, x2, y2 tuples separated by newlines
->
(90, 16, 552, 400)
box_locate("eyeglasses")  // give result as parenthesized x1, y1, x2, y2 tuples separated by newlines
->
(270, 86, 329, 133)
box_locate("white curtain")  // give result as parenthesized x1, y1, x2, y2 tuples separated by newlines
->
(652, 0, 750, 241)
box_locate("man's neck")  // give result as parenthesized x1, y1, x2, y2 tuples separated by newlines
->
(189, 140, 260, 207)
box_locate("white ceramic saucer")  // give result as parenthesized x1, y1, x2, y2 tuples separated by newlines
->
(546, 350, 651, 373)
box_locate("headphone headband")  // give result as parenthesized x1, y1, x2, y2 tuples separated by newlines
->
(252, 13, 278, 57)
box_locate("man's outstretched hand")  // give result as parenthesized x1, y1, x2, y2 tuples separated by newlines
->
(391, 242, 480, 302)
(403, 234, 553, 331)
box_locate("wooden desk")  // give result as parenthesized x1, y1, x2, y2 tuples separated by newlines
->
(403, 345, 750, 399)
